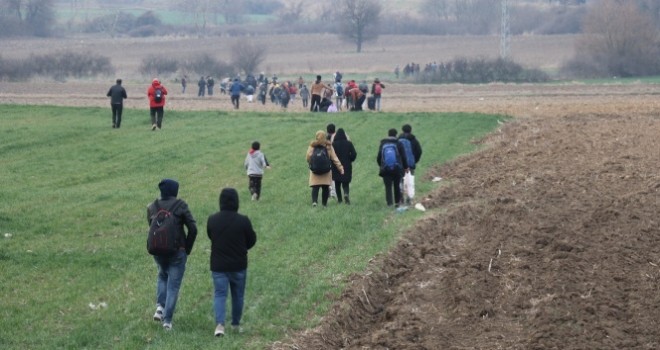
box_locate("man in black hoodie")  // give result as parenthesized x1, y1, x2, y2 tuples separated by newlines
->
(398, 124, 423, 204)
(147, 179, 197, 331)
(207, 188, 257, 337)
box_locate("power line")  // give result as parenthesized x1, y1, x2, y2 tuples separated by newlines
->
(500, 0, 510, 59)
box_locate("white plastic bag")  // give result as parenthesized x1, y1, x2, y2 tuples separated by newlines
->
(403, 171, 415, 200)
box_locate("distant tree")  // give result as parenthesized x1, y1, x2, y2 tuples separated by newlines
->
(419, 0, 452, 20)
(568, 0, 660, 77)
(277, 0, 304, 24)
(337, 0, 382, 53)
(135, 11, 162, 27)
(221, 0, 244, 25)
(230, 40, 267, 76)
(1, 0, 55, 37)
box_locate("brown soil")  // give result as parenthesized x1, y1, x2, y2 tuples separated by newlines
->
(2, 80, 660, 349)
(267, 87, 660, 349)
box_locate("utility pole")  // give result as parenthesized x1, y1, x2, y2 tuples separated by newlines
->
(500, 0, 510, 59)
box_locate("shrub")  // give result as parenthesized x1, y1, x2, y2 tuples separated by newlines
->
(415, 57, 549, 84)
(180, 53, 233, 79)
(139, 55, 179, 76)
(0, 51, 114, 81)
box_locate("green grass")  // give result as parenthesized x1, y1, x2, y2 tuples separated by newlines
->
(0, 105, 506, 349)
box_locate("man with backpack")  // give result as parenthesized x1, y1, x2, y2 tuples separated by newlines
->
(377, 128, 408, 208)
(147, 78, 168, 131)
(371, 78, 385, 111)
(307, 130, 344, 207)
(398, 124, 423, 204)
(146, 179, 198, 331)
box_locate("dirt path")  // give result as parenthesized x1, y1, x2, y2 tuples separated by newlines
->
(267, 87, 660, 349)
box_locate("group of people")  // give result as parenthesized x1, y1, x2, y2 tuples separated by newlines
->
(304, 123, 421, 208)
(147, 179, 256, 337)
(106, 72, 387, 130)
(146, 123, 422, 337)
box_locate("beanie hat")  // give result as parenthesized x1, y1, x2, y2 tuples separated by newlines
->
(158, 179, 179, 199)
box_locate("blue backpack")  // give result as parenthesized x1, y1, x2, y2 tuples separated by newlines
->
(336, 83, 344, 97)
(381, 142, 402, 173)
(398, 137, 416, 169)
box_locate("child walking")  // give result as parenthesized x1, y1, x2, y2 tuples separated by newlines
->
(244, 141, 271, 201)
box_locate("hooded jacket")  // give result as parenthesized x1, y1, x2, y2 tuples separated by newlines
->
(147, 79, 168, 108)
(146, 179, 198, 254)
(306, 130, 343, 186)
(398, 132, 423, 164)
(244, 149, 269, 176)
(331, 129, 357, 183)
(207, 188, 257, 272)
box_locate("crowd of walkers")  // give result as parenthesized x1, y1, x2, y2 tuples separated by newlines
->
(144, 121, 422, 338)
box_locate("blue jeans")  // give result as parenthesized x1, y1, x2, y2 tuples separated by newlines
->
(212, 270, 247, 326)
(154, 250, 187, 323)
(374, 95, 382, 111)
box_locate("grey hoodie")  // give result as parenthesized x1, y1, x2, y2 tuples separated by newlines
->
(244, 149, 269, 176)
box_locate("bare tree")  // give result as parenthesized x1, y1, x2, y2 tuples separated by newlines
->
(419, 0, 452, 20)
(230, 40, 267, 76)
(573, 0, 660, 77)
(278, 0, 304, 24)
(337, 0, 382, 53)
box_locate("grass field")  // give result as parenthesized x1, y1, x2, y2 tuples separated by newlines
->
(0, 105, 504, 349)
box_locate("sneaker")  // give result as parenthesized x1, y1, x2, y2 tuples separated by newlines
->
(152, 124, 157, 131)
(153, 306, 164, 321)
(344, 196, 350, 205)
(312, 202, 317, 207)
(214, 324, 225, 337)
(163, 323, 172, 331)
(231, 325, 242, 333)
(251, 193, 258, 201)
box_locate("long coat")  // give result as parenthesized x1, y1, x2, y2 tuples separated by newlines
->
(306, 140, 343, 186)
(331, 138, 357, 183)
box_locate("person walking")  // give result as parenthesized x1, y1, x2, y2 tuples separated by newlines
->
(309, 75, 334, 112)
(207, 188, 257, 337)
(147, 78, 168, 131)
(299, 84, 310, 108)
(331, 128, 357, 204)
(371, 78, 385, 111)
(398, 124, 423, 205)
(198, 76, 206, 97)
(181, 76, 187, 94)
(244, 141, 271, 201)
(230, 78, 244, 109)
(207, 76, 215, 96)
(147, 179, 198, 331)
(376, 128, 407, 207)
(306, 130, 344, 207)
(106, 78, 127, 128)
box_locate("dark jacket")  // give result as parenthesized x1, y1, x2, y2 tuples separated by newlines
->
(207, 188, 257, 272)
(331, 130, 357, 183)
(107, 84, 127, 105)
(147, 181, 197, 255)
(230, 80, 244, 96)
(376, 136, 407, 177)
(398, 132, 423, 164)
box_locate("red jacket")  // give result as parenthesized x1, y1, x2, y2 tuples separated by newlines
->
(147, 79, 168, 108)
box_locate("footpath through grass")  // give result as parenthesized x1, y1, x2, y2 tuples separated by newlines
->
(0, 105, 506, 349)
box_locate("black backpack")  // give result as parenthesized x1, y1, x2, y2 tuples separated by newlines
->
(309, 145, 332, 174)
(154, 88, 163, 103)
(147, 199, 183, 256)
